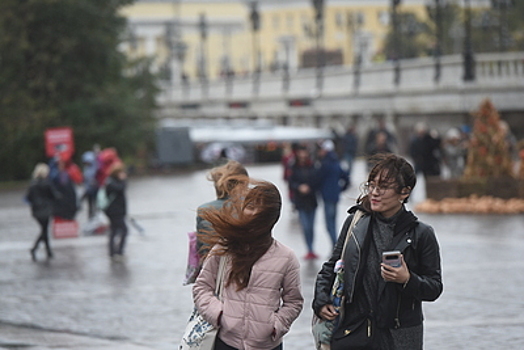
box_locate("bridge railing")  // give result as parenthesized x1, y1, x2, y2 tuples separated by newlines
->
(158, 52, 524, 105)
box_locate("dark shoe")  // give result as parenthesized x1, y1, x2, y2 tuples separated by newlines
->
(46, 250, 54, 259)
(30, 249, 37, 262)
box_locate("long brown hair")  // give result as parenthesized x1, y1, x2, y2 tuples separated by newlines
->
(199, 177, 282, 290)
(358, 153, 416, 211)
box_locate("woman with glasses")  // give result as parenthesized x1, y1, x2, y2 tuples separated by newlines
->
(313, 153, 442, 350)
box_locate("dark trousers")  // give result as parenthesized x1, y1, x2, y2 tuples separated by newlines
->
(214, 336, 282, 350)
(108, 215, 128, 256)
(32, 217, 52, 256)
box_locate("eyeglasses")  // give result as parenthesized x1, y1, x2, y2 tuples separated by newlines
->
(362, 182, 397, 196)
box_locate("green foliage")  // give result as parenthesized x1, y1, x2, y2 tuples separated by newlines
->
(382, 2, 524, 60)
(0, 0, 158, 181)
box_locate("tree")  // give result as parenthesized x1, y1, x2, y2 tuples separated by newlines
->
(0, 0, 158, 181)
(384, 12, 430, 60)
(463, 98, 514, 179)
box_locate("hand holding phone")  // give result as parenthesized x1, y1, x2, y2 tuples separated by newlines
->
(382, 250, 402, 268)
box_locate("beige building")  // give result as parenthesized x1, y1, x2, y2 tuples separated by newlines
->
(120, 0, 445, 81)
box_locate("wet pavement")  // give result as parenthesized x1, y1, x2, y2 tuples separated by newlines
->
(1, 160, 523, 349)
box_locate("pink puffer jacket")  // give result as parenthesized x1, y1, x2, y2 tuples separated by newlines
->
(193, 240, 303, 350)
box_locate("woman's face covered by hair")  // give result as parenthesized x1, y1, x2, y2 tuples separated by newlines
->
(199, 178, 282, 290)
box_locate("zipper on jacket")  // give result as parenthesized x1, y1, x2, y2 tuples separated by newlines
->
(367, 318, 372, 337)
(394, 294, 402, 329)
(348, 233, 361, 303)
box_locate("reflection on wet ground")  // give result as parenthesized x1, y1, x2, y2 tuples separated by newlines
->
(1, 161, 523, 349)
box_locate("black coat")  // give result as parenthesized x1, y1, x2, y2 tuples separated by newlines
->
(26, 178, 60, 220)
(313, 205, 443, 330)
(104, 177, 127, 218)
(288, 163, 318, 211)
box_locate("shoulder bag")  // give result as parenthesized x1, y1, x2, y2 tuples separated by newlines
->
(179, 255, 227, 350)
(312, 210, 364, 350)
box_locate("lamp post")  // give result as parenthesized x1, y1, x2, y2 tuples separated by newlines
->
(463, 0, 475, 81)
(312, 0, 325, 94)
(434, 0, 443, 83)
(249, 1, 261, 95)
(348, 12, 364, 93)
(199, 13, 208, 97)
(391, 0, 402, 86)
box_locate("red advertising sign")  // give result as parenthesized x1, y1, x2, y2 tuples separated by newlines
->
(45, 127, 74, 161)
(52, 217, 79, 239)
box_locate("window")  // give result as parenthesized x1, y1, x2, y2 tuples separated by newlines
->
(273, 14, 280, 30)
(378, 11, 389, 26)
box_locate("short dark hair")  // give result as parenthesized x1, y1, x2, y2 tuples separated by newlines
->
(359, 153, 416, 207)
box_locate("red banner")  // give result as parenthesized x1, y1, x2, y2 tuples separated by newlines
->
(52, 217, 79, 239)
(45, 127, 74, 161)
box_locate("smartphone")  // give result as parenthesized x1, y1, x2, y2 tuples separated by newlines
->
(382, 250, 401, 268)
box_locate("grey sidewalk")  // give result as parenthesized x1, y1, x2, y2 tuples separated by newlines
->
(1, 161, 523, 349)
(0, 323, 163, 350)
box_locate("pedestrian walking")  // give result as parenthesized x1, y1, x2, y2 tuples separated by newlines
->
(289, 145, 319, 260)
(49, 156, 82, 221)
(26, 163, 60, 261)
(316, 140, 349, 247)
(364, 118, 397, 159)
(341, 125, 359, 187)
(194, 178, 304, 350)
(313, 153, 443, 350)
(103, 162, 128, 261)
(196, 160, 248, 261)
(281, 142, 299, 207)
(442, 128, 467, 179)
(80, 151, 99, 219)
(409, 122, 442, 178)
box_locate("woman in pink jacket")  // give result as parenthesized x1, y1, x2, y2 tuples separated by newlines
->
(193, 178, 304, 350)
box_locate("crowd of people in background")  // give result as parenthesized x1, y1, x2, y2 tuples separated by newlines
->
(25, 146, 127, 262)
(332, 116, 519, 181)
(283, 140, 349, 260)
(279, 116, 520, 261)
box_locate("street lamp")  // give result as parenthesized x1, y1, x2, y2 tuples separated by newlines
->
(312, 0, 325, 93)
(463, 0, 475, 81)
(433, 0, 443, 83)
(391, 0, 402, 86)
(199, 12, 208, 97)
(347, 12, 364, 92)
(249, 1, 261, 94)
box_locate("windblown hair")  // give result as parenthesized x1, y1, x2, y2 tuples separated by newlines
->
(208, 160, 248, 199)
(358, 153, 416, 210)
(199, 178, 282, 291)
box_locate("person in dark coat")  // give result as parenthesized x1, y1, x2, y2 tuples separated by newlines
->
(289, 146, 319, 260)
(316, 140, 349, 247)
(313, 154, 442, 350)
(49, 157, 82, 220)
(409, 122, 442, 178)
(26, 163, 60, 261)
(342, 125, 359, 187)
(104, 162, 128, 261)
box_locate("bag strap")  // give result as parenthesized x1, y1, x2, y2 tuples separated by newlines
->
(215, 256, 227, 299)
(340, 210, 364, 261)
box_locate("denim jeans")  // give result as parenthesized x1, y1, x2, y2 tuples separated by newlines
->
(298, 209, 316, 253)
(323, 201, 338, 245)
